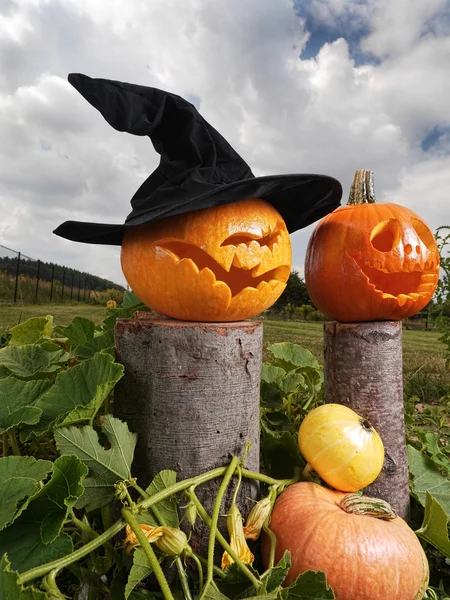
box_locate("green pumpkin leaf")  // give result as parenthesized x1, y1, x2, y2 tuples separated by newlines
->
(125, 548, 155, 599)
(0, 524, 72, 573)
(141, 470, 179, 528)
(261, 364, 286, 385)
(0, 456, 86, 572)
(0, 555, 46, 599)
(22, 353, 124, 437)
(0, 344, 67, 378)
(28, 455, 88, 544)
(54, 415, 137, 511)
(269, 343, 320, 372)
(416, 492, 450, 558)
(278, 373, 306, 394)
(216, 562, 260, 598)
(282, 570, 335, 599)
(0, 456, 52, 531)
(8, 316, 53, 347)
(262, 551, 291, 592)
(261, 430, 304, 479)
(407, 445, 450, 514)
(122, 291, 145, 309)
(0, 378, 51, 433)
(75, 329, 115, 360)
(201, 581, 232, 600)
(54, 317, 95, 348)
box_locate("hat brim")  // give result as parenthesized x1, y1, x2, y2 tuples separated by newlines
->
(53, 173, 342, 245)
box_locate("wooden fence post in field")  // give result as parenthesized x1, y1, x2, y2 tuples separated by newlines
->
(113, 313, 262, 555)
(323, 320, 410, 520)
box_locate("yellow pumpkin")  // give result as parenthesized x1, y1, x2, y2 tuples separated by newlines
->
(121, 198, 292, 322)
(298, 404, 384, 492)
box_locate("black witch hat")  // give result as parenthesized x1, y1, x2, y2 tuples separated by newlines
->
(54, 73, 342, 245)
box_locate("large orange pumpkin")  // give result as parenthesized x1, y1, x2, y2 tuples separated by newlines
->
(304, 170, 439, 322)
(262, 482, 429, 600)
(121, 198, 292, 322)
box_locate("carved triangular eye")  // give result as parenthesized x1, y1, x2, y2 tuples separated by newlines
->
(370, 219, 401, 252)
(411, 218, 436, 251)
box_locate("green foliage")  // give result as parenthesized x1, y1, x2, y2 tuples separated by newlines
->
(0, 296, 448, 598)
(260, 342, 323, 478)
(55, 416, 136, 512)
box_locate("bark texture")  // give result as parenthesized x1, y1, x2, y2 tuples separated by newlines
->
(323, 321, 410, 520)
(114, 314, 262, 555)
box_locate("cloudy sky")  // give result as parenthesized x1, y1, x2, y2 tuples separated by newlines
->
(1, 0, 449, 287)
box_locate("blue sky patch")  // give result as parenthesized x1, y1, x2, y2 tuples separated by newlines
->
(421, 125, 450, 153)
(293, 0, 380, 66)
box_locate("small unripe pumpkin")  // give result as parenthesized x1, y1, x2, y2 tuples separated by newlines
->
(262, 482, 429, 599)
(121, 198, 292, 322)
(298, 403, 384, 492)
(305, 170, 440, 322)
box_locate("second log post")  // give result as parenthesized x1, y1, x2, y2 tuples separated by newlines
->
(113, 314, 262, 555)
(323, 320, 410, 520)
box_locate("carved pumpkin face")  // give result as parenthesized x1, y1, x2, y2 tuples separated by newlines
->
(121, 198, 292, 321)
(305, 202, 440, 322)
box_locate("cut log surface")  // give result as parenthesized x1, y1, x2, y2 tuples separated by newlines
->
(114, 314, 262, 555)
(323, 321, 410, 520)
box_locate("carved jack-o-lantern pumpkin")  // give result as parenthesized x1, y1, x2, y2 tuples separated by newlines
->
(121, 198, 292, 322)
(305, 170, 440, 322)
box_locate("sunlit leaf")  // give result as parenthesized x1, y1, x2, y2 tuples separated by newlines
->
(268, 343, 320, 372)
(0, 344, 67, 378)
(8, 317, 53, 347)
(416, 492, 450, 558)
(22, 353, 124, 437)
(54, 415, 136, 511)
(407, 445, 450, 514)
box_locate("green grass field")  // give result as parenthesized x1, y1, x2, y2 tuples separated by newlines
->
(0, 303, 108, 331)
(1, 304, 448, 396)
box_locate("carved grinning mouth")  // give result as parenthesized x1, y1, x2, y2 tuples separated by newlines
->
(352, 257, 438, 302)
(156, 234, 290, 296)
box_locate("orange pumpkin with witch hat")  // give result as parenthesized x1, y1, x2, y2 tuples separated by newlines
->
(54, 73, 342, 321)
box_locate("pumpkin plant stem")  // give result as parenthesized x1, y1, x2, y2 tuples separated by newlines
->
(202, 456, 239, 595)
(8, 430, 21, 456)
(1, 433, 8, 457)
(17, 465, 297, 586)
(348, 169, 376, 205)
(122, 507, 175, 600)
(69, 509, 121, 564)
(17, 519, 125, 585)
(188, 489, 261, 590)
(139, 490, 193, 600)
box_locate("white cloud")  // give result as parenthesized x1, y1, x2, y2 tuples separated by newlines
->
(0, 0, 449, 290)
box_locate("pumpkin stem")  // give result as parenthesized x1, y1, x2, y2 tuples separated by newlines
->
(347, 170, 376, 205)
(339, 493, 397, 520)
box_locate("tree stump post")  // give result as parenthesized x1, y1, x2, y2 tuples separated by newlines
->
(323, 321, 410, 520)
(113, 313, 262, 555)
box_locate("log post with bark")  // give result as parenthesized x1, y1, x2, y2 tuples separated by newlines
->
(113, 313, 262, 555)
(323, 320, 410, 520)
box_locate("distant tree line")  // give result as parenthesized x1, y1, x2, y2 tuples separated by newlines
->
(0, 255, 125, 293)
